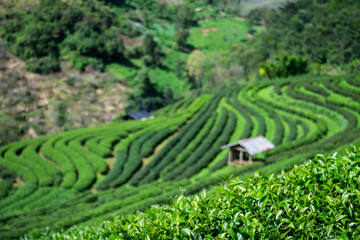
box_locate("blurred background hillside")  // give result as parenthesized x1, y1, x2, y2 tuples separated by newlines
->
(0, 0, 359, 146)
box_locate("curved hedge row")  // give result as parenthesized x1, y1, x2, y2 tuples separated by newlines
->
(131, 96, 221, 186)
(174, 109, 237, 181)
(0, 74, 359, 239)
(164, 108, 230, 181)
(55, 137, 96, 192)
(160, 112, 217, 178)
(41, 137, 77, 189)
(43, 146, 360, 239)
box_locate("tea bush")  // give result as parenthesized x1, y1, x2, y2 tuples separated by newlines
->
(39, 146, 360, 239)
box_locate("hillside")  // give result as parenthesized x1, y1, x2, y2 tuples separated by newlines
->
(0, 43, 127, 146)
(0, 0, 260, 145)
(37, 146, 360, 239)
(0, 0, 360, 239)
(0, 74, 360, 239)
(1, 0, 359, 146)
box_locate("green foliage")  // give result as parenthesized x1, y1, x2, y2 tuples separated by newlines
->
(0, 74, 360, 239)
(164, 108, 236, 181)
(126, 66, 188, 112)
(64, 52, 104, 72)
(41, 137, 77, 189)
(142, 34, 163, 67)
(26, 56, 60, 74)
(303, 81, 330, 97)
(210, 0, 360, 80)
(0, 0, 125, 73)
(96, 150, 127, 190)
(175, 29, 190, 50)
(140, 128, 174, 157)
(189, 18, 248, 55)
(260, 54, 309, 79)
(0, 183, 37, 210)
(268, 112, 284, 146)
(127, 69, 165, 112)
(175, 5, 196, 30)
(148, 67, 191, 96)
(85, 137, 114, 158)
(110, 131, 157, 187)
(284, 117, 297, 142)
(22, 143, 62, 186)
(0, 0, 75, 73)
(252, 0, 360, 65)
(68, 138, 108, 174)
(106, 62, 138, 80)
(40, 147, 360, 239)
(0, 179, 13, 199)
(174, 4, 196, 53)
(132, 69, 160, 99)
(125, 0, 157, 11)
(161, 112, 217, 177)
(55, 137, 96, 192)
(130, 97, 220, 185)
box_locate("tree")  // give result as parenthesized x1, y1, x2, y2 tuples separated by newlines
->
(62, 2, 125, 69)
(143, 34, 157, 57)
(132, 69, 159, 98)
(186, 50, 207, 88)
(163, 87, 173, 102)
(175, 5, 195, 30)
(127, 69, 165, 112)
(0, 0, 79, 73)
(259, 54, 309, 79)
(174, 5, 195, 52)
(175, 29, 189, 50)
(253, 0, 360, 65)
(0, 0, 126, 73)
(142, 34, 162, 66)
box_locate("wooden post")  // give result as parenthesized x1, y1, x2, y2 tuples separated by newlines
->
(228, 150, 232, 165)
(239, 150, 243, 166)
(249, 154, 252, 163)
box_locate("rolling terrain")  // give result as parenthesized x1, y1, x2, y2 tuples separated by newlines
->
(41, 146, 360, 239)
(0, 74, 359, 239)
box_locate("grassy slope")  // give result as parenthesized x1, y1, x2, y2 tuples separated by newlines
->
(188, 18, 248, 55)
(0, 74, 359, 239)
(37, 146, 360, 239)
(106, 17, 255, 97)
(240, 0, 294, 15)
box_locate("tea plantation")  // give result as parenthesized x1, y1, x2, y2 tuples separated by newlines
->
(1, 74, 360, 239)
(39, 146, 360, 239)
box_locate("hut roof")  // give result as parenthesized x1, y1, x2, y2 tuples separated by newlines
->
(127, 111, 153, 120)
(220, 135, 275, 155)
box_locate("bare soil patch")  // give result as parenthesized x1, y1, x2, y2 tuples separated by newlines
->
(13, 177, 25, 188)
(0, 40, 128, 143)
(201, 27, 219, 37)
(121, 35, 143, 49)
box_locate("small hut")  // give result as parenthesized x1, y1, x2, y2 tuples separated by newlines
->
(122, 111, 153, 121)
(220, 136, 274, 166)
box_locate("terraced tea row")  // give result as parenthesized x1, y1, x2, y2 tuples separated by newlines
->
(43, 146, 360, 239)
(0, 75, 359, 239)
